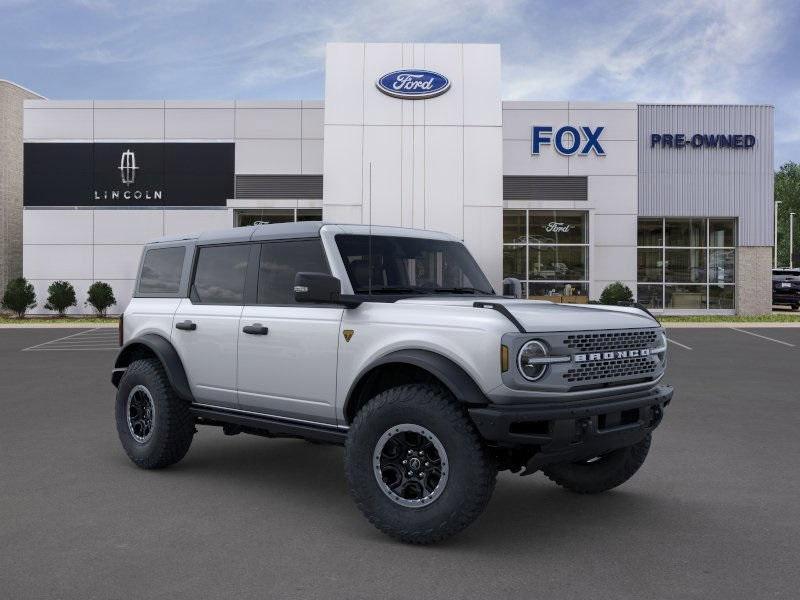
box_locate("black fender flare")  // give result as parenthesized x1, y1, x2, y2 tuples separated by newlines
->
(346, 349, 488, 417)
(112, 333, 193, 402)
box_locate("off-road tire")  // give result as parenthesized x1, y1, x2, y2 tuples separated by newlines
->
(115, 358, 194, 469)
(542, 434, 652, 494)
(345, 383, 497, 544)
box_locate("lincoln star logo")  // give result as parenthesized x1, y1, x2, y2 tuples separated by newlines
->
(118, 149, 138, 186)
(376, 70, 450, 99)
(574, 348, 651, 362)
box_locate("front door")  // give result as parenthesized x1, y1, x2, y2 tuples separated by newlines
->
(171, 243, 253, 408)
(237, 239, 343, 425)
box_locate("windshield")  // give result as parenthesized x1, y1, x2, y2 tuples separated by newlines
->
(335, 234, 495, 295)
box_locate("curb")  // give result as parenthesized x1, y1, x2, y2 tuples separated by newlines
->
(662, 322, 800, 328)
(0, 323, 118, 329)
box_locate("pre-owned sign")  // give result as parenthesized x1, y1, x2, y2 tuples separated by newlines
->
(650, 133, 756, 149)
(24, 142, 234, 207)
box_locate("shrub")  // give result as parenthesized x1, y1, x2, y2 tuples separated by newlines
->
(45, 280, 77, 317)
(86, 281, 116, 317)
(1, 277, 37, 318)
(599, 281, 634, 306)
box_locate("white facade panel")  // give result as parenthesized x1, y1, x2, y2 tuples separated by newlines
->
(464, 206, 502, 291)
(502, 108, 569, 140)
(363, 126, 402, 226)
(463, 44, 502, 126)
(235, 139, 301, 174)
(24, 108, 93, 140)
(587, 176, 638, 215)
(591, 245, 637, 282)
(24, 244, 93, 280)
(464, 127, 503, 207)
(93, 108, 164, 140)
(93, 210, 164, 245)
(164, 209, 230, 236)
(322, 126, 362, 206)
(424, 126, 463, 238)
(568, 141, 637, 176)
(93, 244, 143, 280)
(363, 43, 403, 126)
(422, 44, 463, 126)
(593, 214, 637, 246)
(322, 204, 362, 223)
(301, 108, 324, 139)
(504, 139, 568, 175)
(164, 108, 235, 139)
(301, 139, 324, 174)
(324, 43, 364, 125)
(235, 108, 301, 139)
(23, 210, 93, 244)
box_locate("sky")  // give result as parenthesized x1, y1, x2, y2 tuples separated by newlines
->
(1, 0, 799, 166)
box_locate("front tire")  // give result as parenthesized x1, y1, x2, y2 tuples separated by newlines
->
(115, 358, 194, 469)
(345, 384, 496, 544)
(542, 434, 652, 494)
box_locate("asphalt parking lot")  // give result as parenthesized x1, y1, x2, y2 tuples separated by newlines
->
(1, 327, 799, 599)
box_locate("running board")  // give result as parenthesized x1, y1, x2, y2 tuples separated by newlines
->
(189, 405, 347, 445)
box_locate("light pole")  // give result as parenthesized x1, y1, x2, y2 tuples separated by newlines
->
(791, 212, 796, 269)
(774, 200, 782, 267)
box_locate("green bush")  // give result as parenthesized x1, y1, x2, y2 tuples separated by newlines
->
(599, 281, 634, 306)
(45, 280, 77, 317)
(86, 281, 116, 317)
(1, 277, 37, 318)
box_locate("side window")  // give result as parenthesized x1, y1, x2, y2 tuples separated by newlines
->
(192, 244, 250, 305)
(138, 246, 185, 295)
(257, 239, 330, 305)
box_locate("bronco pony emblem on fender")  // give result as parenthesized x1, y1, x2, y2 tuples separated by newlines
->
(376, 70, 450, 99)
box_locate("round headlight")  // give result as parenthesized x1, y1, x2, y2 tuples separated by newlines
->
(517, 340, 549, 381)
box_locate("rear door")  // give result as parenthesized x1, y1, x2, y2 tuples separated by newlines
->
(171, 243, 255, 408)
(237, 238, 343, 425)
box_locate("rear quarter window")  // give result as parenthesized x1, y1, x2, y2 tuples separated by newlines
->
(138, 246, 186, 295)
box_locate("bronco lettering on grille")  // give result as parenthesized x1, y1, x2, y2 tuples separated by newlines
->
(574, 348, 651, 362)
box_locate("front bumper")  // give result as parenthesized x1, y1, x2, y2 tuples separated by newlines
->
(468, 384, 672, 468)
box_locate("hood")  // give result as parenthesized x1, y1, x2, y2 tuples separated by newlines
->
(395, 297, 659, 332)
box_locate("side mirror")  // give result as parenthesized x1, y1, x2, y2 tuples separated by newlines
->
(502, 277, 523, 299)
(294, 272, 343, 304)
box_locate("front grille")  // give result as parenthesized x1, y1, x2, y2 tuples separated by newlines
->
(563, 356, 658, 383)
(563, 330, 659, 353)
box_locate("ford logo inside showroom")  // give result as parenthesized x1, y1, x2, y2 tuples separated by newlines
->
(376, 69, 450, 99)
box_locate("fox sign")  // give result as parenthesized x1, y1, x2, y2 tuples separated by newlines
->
(532, 125, 605, 156)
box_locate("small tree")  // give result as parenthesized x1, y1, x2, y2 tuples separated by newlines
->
(86, 282, 116, 317)
(600, 281, 634, 306)
(45, 280, 77, 317)
(1, 277, 37, 318)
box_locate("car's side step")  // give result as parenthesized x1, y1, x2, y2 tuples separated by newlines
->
(189, 405, 347, 445)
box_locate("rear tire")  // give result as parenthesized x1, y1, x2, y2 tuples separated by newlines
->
(345, 383, 496, 544)
(542, 434, 651, 494)
(115, 358, 194, 469)
(792, 304, 799, 311)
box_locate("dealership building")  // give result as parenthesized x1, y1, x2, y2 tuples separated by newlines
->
(2, 42, 774, 315)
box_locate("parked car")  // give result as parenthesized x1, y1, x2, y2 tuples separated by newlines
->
(112, 222, 672, 544)
(772, 268, 800, 310)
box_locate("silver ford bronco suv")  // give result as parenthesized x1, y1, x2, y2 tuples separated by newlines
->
(113, 222, 672, 544)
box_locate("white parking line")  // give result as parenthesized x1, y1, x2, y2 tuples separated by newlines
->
(666, 337, 693, 350)
(730, 328, 796, 348)
(22, 328, 119, 352)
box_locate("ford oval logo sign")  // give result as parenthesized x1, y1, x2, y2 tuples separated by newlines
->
(376, 70, 450, 99)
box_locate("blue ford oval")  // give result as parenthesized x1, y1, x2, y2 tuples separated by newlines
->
(376, 70, 450, 99)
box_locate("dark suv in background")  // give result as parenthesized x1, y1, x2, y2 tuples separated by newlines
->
(773, 269, 800, 310)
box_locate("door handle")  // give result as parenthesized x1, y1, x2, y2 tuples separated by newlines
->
(242, 323, 269, 335)
(175, 320, 197, 331)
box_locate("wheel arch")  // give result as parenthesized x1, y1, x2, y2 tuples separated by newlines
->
(112, 333, 193, 402)
(343, 349, 488, 424)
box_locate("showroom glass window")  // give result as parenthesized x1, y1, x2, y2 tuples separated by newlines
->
(235, 208, 322, 227)
(637, 218, 736, 310)
(503, 210, 589, 298)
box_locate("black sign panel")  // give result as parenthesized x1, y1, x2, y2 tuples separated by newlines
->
(24, 143, 234, 207)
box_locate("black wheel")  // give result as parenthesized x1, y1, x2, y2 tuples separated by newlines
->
(542, 434, 651, 494)
(115, 358, 194, 469)
(792, 304, 799, 311)
(345, 383, 496, 544)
